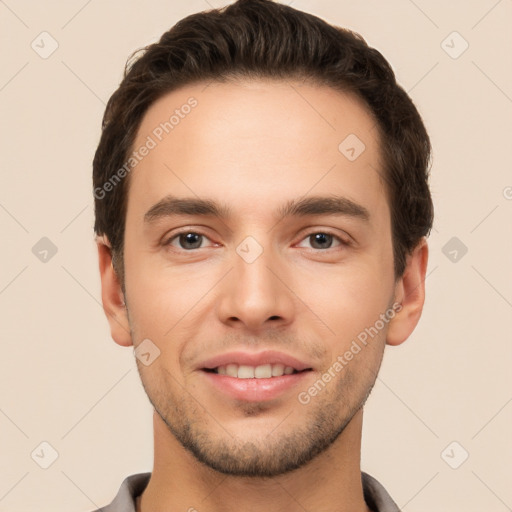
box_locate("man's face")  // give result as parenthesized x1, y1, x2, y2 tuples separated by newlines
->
(122, 79, 398, 476)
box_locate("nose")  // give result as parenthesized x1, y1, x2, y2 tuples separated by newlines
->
(215, 242, 295, 333)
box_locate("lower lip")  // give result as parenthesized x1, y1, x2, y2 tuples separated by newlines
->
(200, 370, 312, 402)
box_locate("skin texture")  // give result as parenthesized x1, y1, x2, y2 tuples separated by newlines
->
(97, 79, 428, 512)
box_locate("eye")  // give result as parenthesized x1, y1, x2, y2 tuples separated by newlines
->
(296, 232, 347, 250)
(165, 231, 213, 250)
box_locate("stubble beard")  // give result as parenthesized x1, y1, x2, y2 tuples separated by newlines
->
(138, 362, 379, 478)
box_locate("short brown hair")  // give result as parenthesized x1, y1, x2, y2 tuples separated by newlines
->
(93, 0, 433, 282)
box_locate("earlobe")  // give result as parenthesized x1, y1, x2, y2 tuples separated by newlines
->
(96, 235, 133, 347)
(386, 237, 429, 346)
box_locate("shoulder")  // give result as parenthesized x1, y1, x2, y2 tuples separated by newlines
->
(362, 472, 401, 512)
(87, 472, 151, 512)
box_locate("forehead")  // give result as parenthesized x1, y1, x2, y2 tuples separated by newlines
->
(127, 79, 387, 221)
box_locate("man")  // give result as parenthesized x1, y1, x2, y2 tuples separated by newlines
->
(92, 0, 433, 510)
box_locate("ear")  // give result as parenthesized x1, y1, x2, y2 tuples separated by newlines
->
(96, 235, 133, 347)
(386, 237, 429, 346)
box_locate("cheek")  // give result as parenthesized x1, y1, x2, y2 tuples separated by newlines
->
(124, 255, 223, 370)
(124, 250, 206, 328)
(297, 263, 391, 336)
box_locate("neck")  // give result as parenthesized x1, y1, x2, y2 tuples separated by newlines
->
(138, 409, 371, 512)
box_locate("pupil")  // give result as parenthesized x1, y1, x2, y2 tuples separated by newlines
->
(312, 233, 332, 249)
(180, 233, 202, 249)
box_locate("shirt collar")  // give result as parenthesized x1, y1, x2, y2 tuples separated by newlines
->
(100, 471, 400, 512)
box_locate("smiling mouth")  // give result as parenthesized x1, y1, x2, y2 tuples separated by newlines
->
(202, 363, 312, 379)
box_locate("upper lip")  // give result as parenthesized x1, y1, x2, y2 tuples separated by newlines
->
(199, 350, 313, 372)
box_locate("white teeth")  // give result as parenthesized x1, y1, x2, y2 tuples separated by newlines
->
(237, 365, 255, 379)
(271, 364, 285, 377)
(214, 363, 300, 378)
(254, 364, 272, 378)
(226, 364, 238, 377)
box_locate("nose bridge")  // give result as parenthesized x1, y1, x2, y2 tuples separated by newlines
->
(237, 246, 277, 305)
(216, 235, 294, 330)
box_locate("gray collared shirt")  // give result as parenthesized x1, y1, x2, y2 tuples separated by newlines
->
(90, 471, 401, 511)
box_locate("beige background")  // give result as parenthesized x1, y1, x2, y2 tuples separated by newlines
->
(1, 0, 511, 510)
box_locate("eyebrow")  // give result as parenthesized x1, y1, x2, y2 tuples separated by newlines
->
(144, 194, 370, 224)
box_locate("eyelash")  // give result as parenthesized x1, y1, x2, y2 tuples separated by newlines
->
(163, 229, 350, 251)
